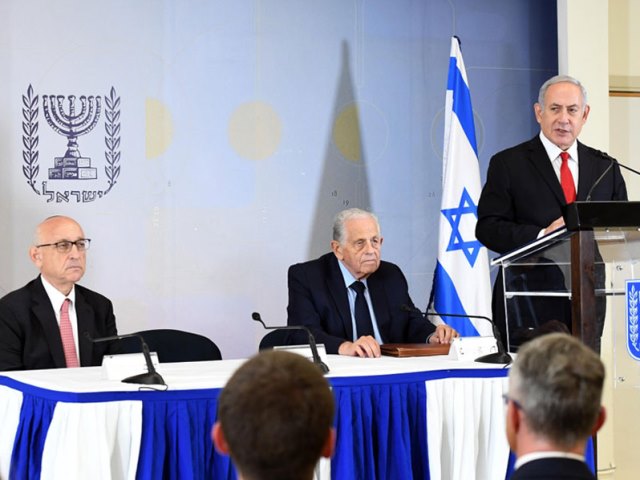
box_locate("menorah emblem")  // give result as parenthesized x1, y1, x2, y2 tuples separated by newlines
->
(43, 94, 102, 180)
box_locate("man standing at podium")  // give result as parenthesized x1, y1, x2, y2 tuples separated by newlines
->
(0, 215, 120, 371)
(476, 75, 627, 350)
(287, 208, 457, 357)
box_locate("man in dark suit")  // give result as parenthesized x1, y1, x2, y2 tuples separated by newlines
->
(287, 208, 457, 357)
(476, 75, 627, 349)
(0, 216, 120, 371)
(506, 333, 605, 480)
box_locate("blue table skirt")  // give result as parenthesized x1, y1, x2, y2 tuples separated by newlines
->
(1, 376, 235, 480)
(330, 368, 510, 480)
(3, 367, 593, 480)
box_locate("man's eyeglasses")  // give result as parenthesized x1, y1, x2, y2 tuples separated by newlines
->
(502, 393, 524, 411)
(35, 239, 91, 253)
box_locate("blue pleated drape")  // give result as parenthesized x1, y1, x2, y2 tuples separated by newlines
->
(136, 389, 236, 480)
(9, 393, 56, 480)
(330, 372, 429, 480)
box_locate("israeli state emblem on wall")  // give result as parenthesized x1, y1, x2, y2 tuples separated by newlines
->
(626, 280, 640, 361)
(21, 84, 121, 203)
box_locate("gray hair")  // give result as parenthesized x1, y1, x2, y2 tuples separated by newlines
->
(332, 208, 380, 244)
(509, 333, 604, 449)
(537, 75, 588, 111)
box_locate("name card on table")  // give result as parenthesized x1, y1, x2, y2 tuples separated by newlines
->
(101, 352, 161, 381)
(447, 336, 498, 361)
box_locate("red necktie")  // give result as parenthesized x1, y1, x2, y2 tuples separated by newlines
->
(60, 298, 80, 368)
(560, 151, 576, 203)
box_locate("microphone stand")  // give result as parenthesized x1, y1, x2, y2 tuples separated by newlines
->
(85, 332, 166, 385)
(598, 150, 640, 176)
(251, 312, 330, 374)
(586, 150, 640, 201)
(401, 305, 512, 365)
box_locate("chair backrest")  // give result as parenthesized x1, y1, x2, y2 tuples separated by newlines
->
(258, 329, 292, 351)
(119, 329, 222, 362)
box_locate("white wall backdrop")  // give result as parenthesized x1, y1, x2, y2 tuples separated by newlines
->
(0, 0, 558, 359)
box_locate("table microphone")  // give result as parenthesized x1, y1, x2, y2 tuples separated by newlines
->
(400, 305, 512, 365)
(84, 332, 166, 385)
(251, 312, 330, 374)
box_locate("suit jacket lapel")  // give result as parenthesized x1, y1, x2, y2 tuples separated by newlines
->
(527, 136, 567, 206)
(30, 278, 66, 368)
(75, 288, 96, 366)
(326, 255, 354, 340)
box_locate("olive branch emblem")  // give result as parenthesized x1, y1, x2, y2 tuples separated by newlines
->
(104, 87, 121, 194)
(22, 85, 40, 194)
(629, 284, 639, 351)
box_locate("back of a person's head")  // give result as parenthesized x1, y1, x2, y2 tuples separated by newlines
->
(509, 333, 604, 448)
(216, 350, 335, 480)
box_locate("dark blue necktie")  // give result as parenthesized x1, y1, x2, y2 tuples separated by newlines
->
(350, 281, 374, 337)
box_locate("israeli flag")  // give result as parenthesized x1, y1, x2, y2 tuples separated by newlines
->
(429, 37, 492, 336)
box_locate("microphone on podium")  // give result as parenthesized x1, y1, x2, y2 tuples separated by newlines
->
(85, 332, 166, 385)
(585, 150, 639, 201)
(400, 304, 512, 365)
(251, 312, 329, 374)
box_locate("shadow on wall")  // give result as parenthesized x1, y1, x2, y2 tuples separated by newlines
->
(307, 41, 372, 261)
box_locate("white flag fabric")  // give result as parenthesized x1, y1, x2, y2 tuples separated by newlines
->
(430, 37, 492, 336)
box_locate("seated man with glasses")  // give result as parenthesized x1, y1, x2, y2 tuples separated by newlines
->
(505, 333, 606, 480)
(0, 215, 120, 371)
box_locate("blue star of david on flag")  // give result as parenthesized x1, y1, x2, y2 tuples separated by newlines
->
(441, 187, 483, 267)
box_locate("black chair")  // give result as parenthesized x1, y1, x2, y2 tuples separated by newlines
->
(258, 329, 293, 351)
(118, 329, 222, 362)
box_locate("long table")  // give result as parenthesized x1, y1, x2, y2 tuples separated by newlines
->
(0, 355, 512, 479)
